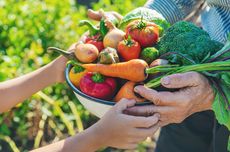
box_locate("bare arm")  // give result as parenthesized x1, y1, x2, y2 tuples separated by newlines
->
(0, 56, 67, 113)
(31, 126, 102, 152)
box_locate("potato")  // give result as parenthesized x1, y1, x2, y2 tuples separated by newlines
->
(75, 43, 99, 63)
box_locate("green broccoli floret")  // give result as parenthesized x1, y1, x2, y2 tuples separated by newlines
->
(157, 21, 224, 65)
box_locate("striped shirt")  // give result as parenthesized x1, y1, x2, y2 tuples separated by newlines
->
(145, 0, 230, 43)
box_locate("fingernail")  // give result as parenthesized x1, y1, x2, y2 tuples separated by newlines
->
(134, 86, 140, 93)
(162, 77, 170, 85)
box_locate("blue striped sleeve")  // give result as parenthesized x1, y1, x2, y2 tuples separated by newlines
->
(144, 0, 203, 24)
(201, 5, 230, 43)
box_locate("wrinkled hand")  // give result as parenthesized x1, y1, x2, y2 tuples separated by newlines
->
(126, 72, 214, 126)
(93, 99, 160, 149)
(87, 9, 123, 22)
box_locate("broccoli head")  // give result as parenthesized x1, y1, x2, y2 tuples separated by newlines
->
(157, 21, 224, 65)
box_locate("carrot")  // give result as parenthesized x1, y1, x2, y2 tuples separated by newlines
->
(81, 59, 148, 82)
(114, 81, 145, 102)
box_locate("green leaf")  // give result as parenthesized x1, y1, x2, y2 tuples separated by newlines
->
(153, 19, 171, 36)
(212, 72, 230, 151)
(212, 92, 230, 130)
(119, 7, 168, 29)
(209, 37, 230, 60)
(0, 124, 10, 136)
(100, 20, 109, 37)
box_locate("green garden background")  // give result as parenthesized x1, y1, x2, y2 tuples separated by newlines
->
(0, 0, 157, 151)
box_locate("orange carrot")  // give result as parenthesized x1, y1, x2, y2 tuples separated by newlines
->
(82, 59, 148, 82)
(114, 81, 145, 102)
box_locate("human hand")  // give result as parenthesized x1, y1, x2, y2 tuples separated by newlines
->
(87, 9, 123, 22)
(51, 43, 79, 83)
(126, 72, 214, 126)
(91, 99, 160, 149)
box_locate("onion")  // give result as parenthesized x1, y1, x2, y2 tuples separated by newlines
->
(103, 19, 125, 49)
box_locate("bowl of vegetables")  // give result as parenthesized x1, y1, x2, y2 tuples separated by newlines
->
(65, 63, 115, 118)
(47, 8, 168, 118)
(50, 8, 229, 121)
(65, 63, 152, 118)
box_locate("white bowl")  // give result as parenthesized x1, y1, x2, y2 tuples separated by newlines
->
(65, 64, 151, 118)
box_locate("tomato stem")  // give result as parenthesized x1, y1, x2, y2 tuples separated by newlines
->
(124, 35, 134, 47)
(73, 65, 85, 73)
(92, 73, 105, 83)
(136, 16, 146, 29)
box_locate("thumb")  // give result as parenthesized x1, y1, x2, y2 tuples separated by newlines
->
(161, 72, 202, 88)
(115, 99, 136, 113)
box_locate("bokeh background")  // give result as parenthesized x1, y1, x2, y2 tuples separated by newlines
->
(0, 0, 158, 151)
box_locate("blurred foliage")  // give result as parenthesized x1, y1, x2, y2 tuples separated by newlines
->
(0, 0, 149, 151)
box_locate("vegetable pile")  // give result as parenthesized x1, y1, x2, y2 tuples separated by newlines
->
(49, 8, 230, 150)
(49, 8, 166, 101)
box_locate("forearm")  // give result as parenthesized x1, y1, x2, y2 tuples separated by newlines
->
(31, 126, 103, 152)
(0, 56, 67, 113)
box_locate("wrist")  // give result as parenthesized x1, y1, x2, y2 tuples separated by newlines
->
(51, 56, 68, 83)
(60, 125, 105, 152)
(83, 124, 107, 151)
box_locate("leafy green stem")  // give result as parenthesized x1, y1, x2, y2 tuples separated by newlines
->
(160, 51, 196, 65)
(146, 60, 230, 88)
(208, 41, 230, 62)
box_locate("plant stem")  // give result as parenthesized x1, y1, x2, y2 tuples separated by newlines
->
(146, 60, 230, 88)
(146, 65, 180, 74)
(37, 91, 75, 136)
(79, 20, 99, 36)
(0, 135, 20, 152)
(159, 51, 196, 64)
(48, 47, 77, 61)
(34, 114, 48, 148)
(68, 101, 84, 132)
(211, 78, 230, 110)
(208, 42, 230, 62)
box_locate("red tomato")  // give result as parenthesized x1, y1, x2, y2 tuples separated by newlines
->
(85, 34, 104, 52)
(86, 40, 104, 52)
(117, 38, 141, 61)
(125, 20, 159, 47)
